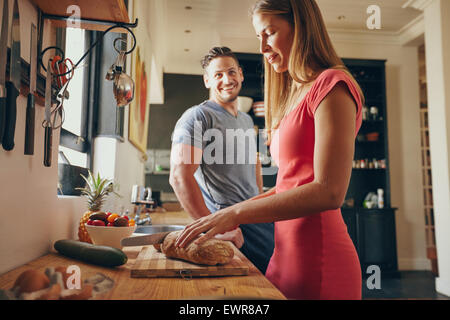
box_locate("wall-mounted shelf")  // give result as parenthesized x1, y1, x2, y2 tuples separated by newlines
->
(30, 0, 130, 31)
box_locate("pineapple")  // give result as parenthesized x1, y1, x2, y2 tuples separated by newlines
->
(76, 171, 119, 243)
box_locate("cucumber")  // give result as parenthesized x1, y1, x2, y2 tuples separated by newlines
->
(54, 240, 128, 267)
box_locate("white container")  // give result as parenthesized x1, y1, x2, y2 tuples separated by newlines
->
(86, 224, 137, 249)
(377, 188, 384, 209)
(237, 96, 253, 113)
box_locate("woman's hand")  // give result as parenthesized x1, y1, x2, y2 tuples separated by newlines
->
(175, 206, 240, 248)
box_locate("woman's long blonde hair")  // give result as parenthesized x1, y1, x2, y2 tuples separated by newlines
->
(251, 0, 364, 143)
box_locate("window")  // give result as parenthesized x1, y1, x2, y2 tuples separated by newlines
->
(58, 28, 90, 168)
(58, 27, 89, 168)
(57, 27, 93, 196)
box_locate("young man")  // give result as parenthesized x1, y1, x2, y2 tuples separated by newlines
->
(170, 47, 274, 274)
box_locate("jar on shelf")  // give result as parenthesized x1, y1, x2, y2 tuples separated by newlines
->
(373, 158, 379, 169)
(370, 106, 379, 121)
(362, 106, 369, 121)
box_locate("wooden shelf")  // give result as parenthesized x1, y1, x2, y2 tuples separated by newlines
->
(31, 0, 129, 31)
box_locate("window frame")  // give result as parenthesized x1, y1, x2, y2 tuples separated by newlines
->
(57, 28, 96, 171)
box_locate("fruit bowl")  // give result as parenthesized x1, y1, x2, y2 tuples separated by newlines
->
(85, 224, 137, 249)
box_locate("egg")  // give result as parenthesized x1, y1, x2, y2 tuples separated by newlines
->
(13, 269, 50, 294)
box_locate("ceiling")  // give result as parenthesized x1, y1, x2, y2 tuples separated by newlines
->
(160, 0, 422, 74)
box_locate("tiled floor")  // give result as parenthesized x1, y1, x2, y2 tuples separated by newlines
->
(362, 271, 450, 300)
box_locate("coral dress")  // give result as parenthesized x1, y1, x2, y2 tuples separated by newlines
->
(265, 69, 363, 300)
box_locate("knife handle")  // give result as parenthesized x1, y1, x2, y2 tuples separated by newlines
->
(2, 82, 19, 151)
(0, 96, 5, 142)
(24, 93, 36, 155)
(44, 125, 52, 167)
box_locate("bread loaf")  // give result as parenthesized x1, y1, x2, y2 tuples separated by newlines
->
(153, 231, 234, 265)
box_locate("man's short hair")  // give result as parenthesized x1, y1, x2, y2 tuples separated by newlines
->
(201, 47, 240, 70)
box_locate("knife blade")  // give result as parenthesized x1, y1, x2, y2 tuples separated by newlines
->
(2, 0, 20, 151)
(0, 0, 9, 142)
(24, 23, 37, 155)
(43, 60, 52, 167)
(121, 232, 171, 247)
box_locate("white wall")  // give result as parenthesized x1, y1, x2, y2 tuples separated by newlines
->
(423, 0, 450, 297)
(0, 0, 86, 274)
(0, 0, 156, 274)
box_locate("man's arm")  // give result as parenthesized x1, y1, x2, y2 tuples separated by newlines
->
(169, 143, 210, 220)
(256, 154, 263, 194)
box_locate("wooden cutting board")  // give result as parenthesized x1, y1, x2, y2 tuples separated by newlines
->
(131, 245, 249, 278)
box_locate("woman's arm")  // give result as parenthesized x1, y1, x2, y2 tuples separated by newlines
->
(237, 82, 357, 224)
(176, 82, 357, 247)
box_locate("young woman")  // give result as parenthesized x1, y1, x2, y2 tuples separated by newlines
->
(175, 0, 365, 300)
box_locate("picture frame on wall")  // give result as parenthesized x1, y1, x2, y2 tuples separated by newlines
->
(129, 45, 151, 154)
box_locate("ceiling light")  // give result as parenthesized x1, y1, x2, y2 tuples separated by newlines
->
(184, 49, 190, 52)
(185, 30, 191, 33)
(185, 6, 192, 10)
(338, 15, 346, 20)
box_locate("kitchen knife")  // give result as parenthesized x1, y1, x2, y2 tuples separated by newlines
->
(43, 60, 52, 167)
(2, 0, 21, 151)
(0, 0, 9, 142)
(24, 23, 37, 155)
(121, 232, 171, 247)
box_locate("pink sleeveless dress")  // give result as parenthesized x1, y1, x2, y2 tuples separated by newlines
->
(266, 69, 363, 300)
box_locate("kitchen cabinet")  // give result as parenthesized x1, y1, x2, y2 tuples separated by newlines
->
(235, 52, 277, 188)
(30, 0, 130, 31)
(341, 59, 399, 277)
(342, 58, 392, 209)
(342, 208, 399, 276)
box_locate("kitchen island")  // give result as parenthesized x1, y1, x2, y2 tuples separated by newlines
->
(0, 211, 285, 300)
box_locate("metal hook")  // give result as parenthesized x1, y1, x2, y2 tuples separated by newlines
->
(113, 37, 128, 54)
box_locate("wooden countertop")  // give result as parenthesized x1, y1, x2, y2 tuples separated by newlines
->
(0, 211, 285, 300)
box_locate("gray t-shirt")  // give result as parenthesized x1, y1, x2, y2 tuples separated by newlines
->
(172, 100, 260, 212)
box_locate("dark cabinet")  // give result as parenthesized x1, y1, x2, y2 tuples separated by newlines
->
(340, 59, 399, 276)
(342, 208, 398, 275)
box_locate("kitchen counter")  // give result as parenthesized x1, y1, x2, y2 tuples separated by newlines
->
(0, 211, 285, 300)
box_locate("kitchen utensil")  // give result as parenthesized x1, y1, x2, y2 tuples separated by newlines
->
(131, 245, 249, 278)
(25, 23, 37, 155)
(106, 46, 135, 107)
(2, 0, 21, 151)
(43, 60, 52, 167)
(0, 0, 9, 142)
(42, 57, 72, 167)
(121, 231, 171, 247)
